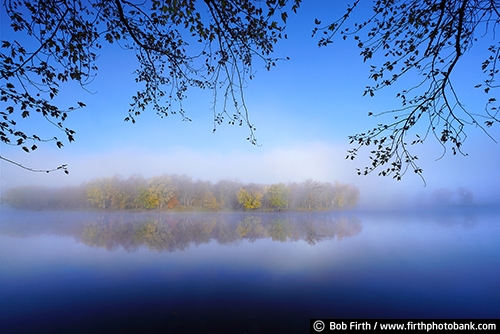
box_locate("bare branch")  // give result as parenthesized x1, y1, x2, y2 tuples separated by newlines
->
(0, 155, 68, 174)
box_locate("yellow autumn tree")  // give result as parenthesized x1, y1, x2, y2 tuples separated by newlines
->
(138, 175, 174, 210)
(237, 188, 262, 210)
(202, 191, 219, 210)
(86, 178, 113, 209)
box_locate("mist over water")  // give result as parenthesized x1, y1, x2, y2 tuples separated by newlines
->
(1, 209, 498, 333)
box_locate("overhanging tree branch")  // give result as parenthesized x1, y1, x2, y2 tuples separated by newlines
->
(1, 0, 301, 171)
(0, 155, 68, 173)
(315, 0, 500, 182)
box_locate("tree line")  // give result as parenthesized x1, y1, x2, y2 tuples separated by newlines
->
(1, 174, 359, 211)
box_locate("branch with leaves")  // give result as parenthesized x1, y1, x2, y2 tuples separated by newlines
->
(315, 0, 500, 182)
(1, 0, 302, 170)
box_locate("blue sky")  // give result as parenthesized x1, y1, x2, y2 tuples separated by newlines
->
(1, 1, 500, 208)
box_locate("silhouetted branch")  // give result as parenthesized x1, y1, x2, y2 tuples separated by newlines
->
(0, 155, 68, 174)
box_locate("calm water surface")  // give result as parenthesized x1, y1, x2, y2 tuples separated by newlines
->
(0, 209, 499, 333)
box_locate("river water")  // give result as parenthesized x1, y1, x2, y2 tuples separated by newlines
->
(1, 209, 498, 333)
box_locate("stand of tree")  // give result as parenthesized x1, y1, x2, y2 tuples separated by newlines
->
(1, 174, 359, 211)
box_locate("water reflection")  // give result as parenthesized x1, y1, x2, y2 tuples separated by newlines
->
(1, 212, 362, 252)
(429, 210, 477, 228)
(0, 209, 499, 332)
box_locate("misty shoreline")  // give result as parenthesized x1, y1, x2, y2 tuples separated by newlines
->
(1, 201, 498, 214)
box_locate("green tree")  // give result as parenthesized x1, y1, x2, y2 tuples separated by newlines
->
(122, 174, 148, 209)
(137, 188, 157, 210)
(267, 183, 290, 210)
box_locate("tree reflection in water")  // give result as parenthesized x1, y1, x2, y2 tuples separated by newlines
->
(78, 213, 362, 252)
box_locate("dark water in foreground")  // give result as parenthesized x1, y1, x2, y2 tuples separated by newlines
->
(0, 209, 499, 333)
